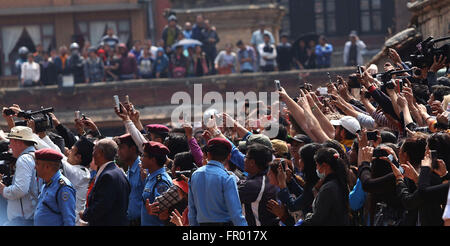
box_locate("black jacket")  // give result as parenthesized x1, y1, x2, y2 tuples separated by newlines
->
(238, 172, 279, 226)
(82, 162, 130, 226)
(302, 174, 349, 226)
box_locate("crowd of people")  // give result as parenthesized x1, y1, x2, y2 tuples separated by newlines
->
(0, 39, 449, 226)
(14, 14, 368, 88)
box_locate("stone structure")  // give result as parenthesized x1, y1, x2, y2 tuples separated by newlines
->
(169, 0, 285, 51)
(0, 67, 353, 135)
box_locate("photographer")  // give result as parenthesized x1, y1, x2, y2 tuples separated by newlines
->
(0, 126, 41, 226)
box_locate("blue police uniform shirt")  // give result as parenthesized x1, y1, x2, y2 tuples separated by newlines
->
(188, 160, 248, 226)
(141, 167, 172, 226)
(34, 170, 76, 226)
(127, 156, 145, 221)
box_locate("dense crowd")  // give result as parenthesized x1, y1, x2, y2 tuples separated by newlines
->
(14, 14, 368, 88)
(1, 35, 449, 226)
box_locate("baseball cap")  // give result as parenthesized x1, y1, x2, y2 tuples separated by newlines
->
(330, 116, 361, 135)
(286, 134, 312, 145)
(238, 134, 273, 151)
(271, 139, 288, 156)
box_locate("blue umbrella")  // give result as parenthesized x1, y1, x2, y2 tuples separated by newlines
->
(172, 39, 202, 50)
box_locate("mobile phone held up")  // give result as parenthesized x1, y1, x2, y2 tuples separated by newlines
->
(274, 80, 281, 91)
(113, 95, 122, 113)
(75, 110, 80, 120)
(388, 154, 404, 174)
(430, 150, 439, 169)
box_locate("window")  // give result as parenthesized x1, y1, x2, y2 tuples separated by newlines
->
(75, 19, 131, 48)
(360, 0, 382, 33)
(1, 24, 55, 76)
(314, 0, 336, 35)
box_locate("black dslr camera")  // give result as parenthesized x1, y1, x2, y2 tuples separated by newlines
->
(0, 141, 16, 186)
(14, 107, 54, 133)
(409, 36, 450, 68)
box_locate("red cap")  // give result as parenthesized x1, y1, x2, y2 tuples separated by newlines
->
(207, 138, 232, 153)
(146, 124, 169, 134)
(143, 141, 170, 157)
(117, 133, 135, 145)
(173, 179, 188, 194)
(35, 148, 63, 162)
(118, 43, 127, 49)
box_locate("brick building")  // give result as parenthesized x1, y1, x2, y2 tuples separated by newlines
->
(169, 0, 285, 51)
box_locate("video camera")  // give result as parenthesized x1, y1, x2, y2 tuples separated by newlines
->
(0, 140, 16, 186)
(372, 69, 413, 83)
(409, 36, 450, 68)
(14, 107, 54, 133)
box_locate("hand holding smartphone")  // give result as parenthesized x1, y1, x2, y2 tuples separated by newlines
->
(113, 95, 122, 113)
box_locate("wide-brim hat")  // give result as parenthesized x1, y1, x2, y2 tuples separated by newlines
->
(6, 126, 38, 144)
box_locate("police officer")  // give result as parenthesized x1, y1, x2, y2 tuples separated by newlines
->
(141, 141, 173, 226)
(34, 148, 76, 226)
(116, 133, 145, 226)
(188, 138, 248, 226)
(145, 124, 169, 143)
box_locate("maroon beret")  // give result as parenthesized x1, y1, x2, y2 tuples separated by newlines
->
(146, 124, 169, 134)
(207, 138, 232, 153)
(117, 133, 135, 145)
(35, 148, 63, 162)
(143, 141, 170, 157)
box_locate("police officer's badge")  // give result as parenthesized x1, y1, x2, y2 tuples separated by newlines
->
(62, 192, 69, 202)
(156, 184, 169, 194)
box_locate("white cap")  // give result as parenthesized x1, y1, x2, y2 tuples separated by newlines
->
(330, 116, 361, 135)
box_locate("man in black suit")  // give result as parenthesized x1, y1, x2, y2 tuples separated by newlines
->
(80, 138, 130, 226)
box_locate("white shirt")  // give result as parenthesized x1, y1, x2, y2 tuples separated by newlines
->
(257, 43, 277, 67)
(21, 61, 40, 82)
(61, 160, 90, 223)
(95, 162, 110, 183)
(343, 40, 367, 66)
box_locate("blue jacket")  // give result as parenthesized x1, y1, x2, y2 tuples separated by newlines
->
(315, 44, 333, 67)
(82, 162, 130, 226)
